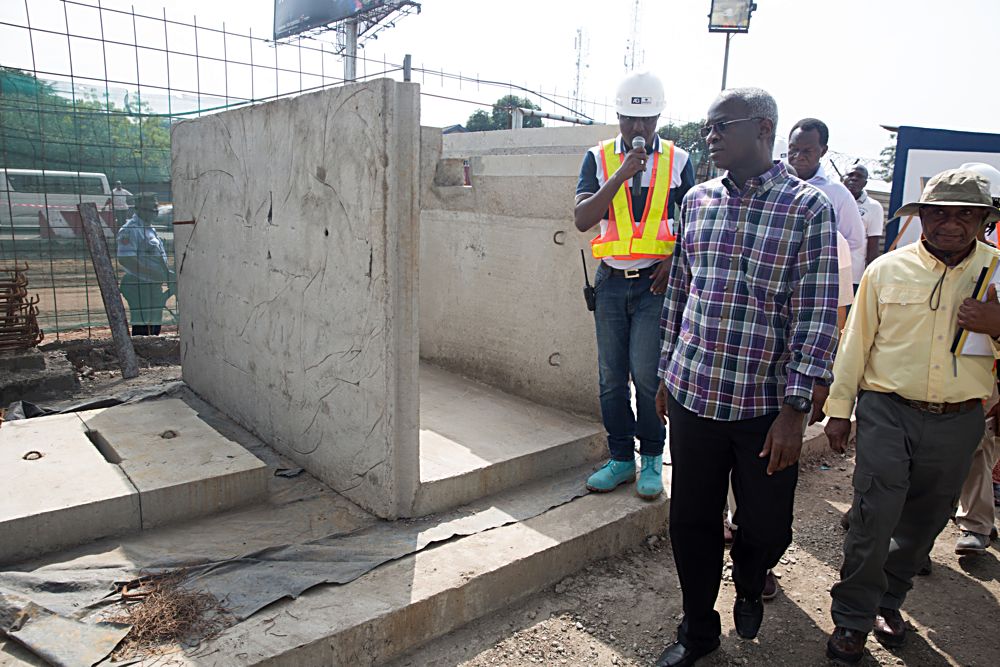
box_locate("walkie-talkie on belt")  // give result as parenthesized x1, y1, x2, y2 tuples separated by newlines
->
(581, 249, 596, 312)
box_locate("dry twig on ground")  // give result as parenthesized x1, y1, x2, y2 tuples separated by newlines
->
(104, 572, 229, 660)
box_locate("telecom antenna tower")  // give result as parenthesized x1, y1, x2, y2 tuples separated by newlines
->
(573, 27, 590, 114)
(624, 0, 645, 72)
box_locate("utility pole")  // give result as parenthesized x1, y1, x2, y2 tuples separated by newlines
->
(343, 18, 358, 81)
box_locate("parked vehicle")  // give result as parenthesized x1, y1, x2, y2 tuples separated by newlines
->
(0, 168, 112, 238)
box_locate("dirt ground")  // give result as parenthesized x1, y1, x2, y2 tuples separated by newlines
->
(391, 452, 1000, 667)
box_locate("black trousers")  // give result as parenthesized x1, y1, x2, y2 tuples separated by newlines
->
(131, 325, 161, 336)
(667, 391, 799, 651)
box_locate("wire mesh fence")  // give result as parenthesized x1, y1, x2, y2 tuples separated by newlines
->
(1, 0, 880, 341)
(0, 0, 401, 339)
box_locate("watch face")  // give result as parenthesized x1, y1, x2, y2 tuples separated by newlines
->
(787, 396, 810, 412)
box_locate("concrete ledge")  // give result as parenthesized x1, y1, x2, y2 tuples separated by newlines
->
(194, 475, 668, 666)
(81, 399, 269, 529)
(0, 352, 77, 406)
(0, 414, 140, 566)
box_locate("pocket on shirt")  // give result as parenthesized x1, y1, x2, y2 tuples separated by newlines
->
(878, 285, 926, 306)
(742, 234, 793, 301)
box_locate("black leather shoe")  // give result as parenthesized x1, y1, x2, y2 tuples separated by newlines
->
(654, 640, 719, 667)
(873, 607, 906, 648)
(733, 595, 764, 639)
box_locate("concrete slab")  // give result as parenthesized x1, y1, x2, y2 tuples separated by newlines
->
(415, 364, 605, 516)
(81, 399, 269, 529)
(185, 467, 668, 666)
(0, 414, 139, 565)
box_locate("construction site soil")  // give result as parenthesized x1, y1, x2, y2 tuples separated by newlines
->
(10, 338, 999, 666)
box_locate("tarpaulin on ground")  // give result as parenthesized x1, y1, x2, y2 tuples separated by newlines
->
(0, 454, 588, 664)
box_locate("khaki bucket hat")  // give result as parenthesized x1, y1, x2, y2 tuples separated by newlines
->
(894, 168, 1000, 224)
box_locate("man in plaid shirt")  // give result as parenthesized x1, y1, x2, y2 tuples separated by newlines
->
(652, 88, 839, 667)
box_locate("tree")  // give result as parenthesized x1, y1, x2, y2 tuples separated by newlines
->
(464, 94, 543, 131)
(658, 120, 706, 174)
(876, 133, 896, 183)
(465, 109, 493, 133)
(0, 67, 172, 188)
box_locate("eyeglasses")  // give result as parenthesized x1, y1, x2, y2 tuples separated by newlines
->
(699, 117, 763, 139)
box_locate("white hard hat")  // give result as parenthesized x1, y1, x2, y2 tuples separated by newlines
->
(615, 71, 666, 117)
(772, 137, 788, 163)
(960, 162, 1000, 197)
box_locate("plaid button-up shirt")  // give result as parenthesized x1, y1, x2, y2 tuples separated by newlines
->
(659, 161, 839, 421)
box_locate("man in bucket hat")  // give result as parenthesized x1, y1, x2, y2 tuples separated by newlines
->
(822, 169, 1000, 663)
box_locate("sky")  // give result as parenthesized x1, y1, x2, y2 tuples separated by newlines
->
(3, 0, 1000, 161)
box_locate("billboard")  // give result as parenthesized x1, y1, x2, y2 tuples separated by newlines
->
(274, 0, 388, 40)
(885, 126, 1000, 250)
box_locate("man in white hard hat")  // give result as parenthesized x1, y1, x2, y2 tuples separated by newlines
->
(575, 71, 695, 500)
(953, 161, 1000, 556)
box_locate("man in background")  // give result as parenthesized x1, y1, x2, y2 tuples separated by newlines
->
(104, 180, 132, 228)
(788, 118, 866, 287)
(116, 193, 172, 336)
(842, 164, 885, 281)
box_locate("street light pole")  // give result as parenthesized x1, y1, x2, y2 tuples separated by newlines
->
(721, 32, 732, 90)
(708, 1, 757, 91)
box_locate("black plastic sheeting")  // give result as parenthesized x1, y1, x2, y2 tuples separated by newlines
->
(0, 472, 589, 664)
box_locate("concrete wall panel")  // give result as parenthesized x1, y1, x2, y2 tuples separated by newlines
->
(172, 80, 419, 518)
(420, 126, 619, 418)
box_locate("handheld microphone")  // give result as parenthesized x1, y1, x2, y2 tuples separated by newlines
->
(631, 135, 646, 198)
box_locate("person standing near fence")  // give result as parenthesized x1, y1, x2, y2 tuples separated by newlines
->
(104, 180, 132, 228)
(574, 71, 695, 501)
(116, 193, 172, 336)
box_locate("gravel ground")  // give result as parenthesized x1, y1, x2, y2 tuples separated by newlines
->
(391, 451, 1000, 667)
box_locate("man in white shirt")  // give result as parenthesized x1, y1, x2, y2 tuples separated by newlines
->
(788, 119, 866, 286)
(842, 164, 885, 283)
(104, 180, 133, 227)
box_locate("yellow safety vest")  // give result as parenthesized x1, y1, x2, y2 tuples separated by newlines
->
(591, 138, 676, 260)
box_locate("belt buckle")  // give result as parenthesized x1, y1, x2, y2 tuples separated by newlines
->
(926, 402, 946, 415)
(623, 268, 641, 279)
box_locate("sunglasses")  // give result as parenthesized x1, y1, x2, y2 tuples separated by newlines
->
(699, 117, 763, 139)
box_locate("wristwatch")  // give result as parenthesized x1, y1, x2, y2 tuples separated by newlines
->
(783, 395, 812, 413)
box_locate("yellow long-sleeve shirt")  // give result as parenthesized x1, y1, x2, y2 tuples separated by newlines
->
(824, 240, 1000, 419)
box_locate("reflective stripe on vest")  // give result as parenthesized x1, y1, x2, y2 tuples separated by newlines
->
(590, 138, 676, 260)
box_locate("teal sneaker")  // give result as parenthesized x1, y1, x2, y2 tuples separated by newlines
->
(586, 459, 636, 492)
(637, 454, 664, 500)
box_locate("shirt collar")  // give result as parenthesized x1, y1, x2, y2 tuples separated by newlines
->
(615, 133, 662, 154)
(722, 160, 789, 197)
(807, 163, 830, 185)
(915, 238, 986, 272)
(857, 190, 869, 204)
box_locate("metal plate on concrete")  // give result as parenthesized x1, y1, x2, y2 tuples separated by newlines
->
(80, 399, 269, 529)
(0, 414, 140, 566)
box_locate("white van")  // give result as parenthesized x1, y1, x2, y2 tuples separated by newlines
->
(0, 169, 112, 238)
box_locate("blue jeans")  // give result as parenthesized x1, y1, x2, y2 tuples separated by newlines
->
(593, 262, 666, 461)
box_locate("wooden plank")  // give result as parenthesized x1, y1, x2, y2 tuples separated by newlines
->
(78, 203, 139, 379)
